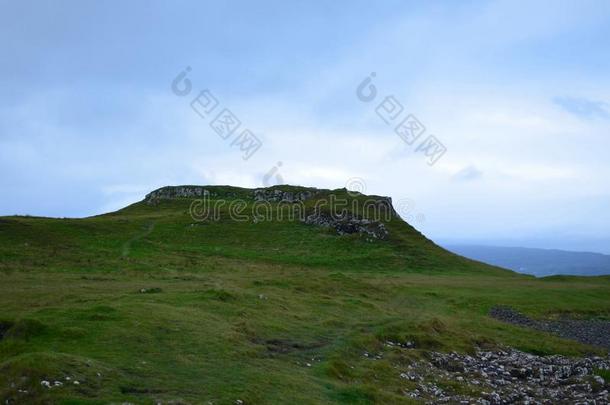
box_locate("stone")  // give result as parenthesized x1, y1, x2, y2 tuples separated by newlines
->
(303, 209, 389, 239)
(396, 347, 610, 403)
(253, 188, 316, 203)
(145, 186, 211, 204)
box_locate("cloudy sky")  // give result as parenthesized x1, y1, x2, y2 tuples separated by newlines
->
(1, 0, 609, 253)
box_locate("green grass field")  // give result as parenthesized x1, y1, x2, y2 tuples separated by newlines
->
(1, 186, 609, 404)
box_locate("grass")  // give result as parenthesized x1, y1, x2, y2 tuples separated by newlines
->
(0, 185, 608, 404)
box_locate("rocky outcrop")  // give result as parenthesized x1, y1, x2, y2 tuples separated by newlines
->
(144, 186, 319, 205)
(145, 186, 394, 209)
(252, 188, 317, 203)
(145, 186, 210, 204)
(303, 209, 389, 240)
(145, 186, 396, 240)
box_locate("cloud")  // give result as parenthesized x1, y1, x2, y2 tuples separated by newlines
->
(452, 165, 483, 182)
(553, 96, 610, 120)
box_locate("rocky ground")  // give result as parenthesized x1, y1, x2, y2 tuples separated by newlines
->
(490, 306, 610, 350)
(381, 343, 609, 404)
(17, 346, 608, 405)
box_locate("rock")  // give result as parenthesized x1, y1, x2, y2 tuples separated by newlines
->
(145, 186, 211, 204)
(303, 209, 389, 239)
(253, 188, 316, 203)
(397, 347, 610, 404)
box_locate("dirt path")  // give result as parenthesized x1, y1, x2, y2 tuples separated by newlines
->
(121, 222, 155, 257)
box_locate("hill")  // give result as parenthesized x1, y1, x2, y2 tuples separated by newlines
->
(0, 185, 609, 404)
(444, 245, 610, 277)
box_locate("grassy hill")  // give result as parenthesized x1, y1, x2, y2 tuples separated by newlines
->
(0, 185, 609, 404)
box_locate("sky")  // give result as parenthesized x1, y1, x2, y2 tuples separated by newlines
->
(1, 0, 610, 253)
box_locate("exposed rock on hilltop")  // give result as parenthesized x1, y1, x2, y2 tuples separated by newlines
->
(144, 185, 398, 239)
(304, 209, 389, 240)
(253, 188, 317, 203)
(144, 185, 394, 205)
(144, 185, 322, 204)
(145, 185, 211, 203)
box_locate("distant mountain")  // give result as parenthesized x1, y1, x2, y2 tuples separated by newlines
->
(443, 245, 610, 277)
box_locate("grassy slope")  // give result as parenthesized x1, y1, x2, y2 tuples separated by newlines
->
(0, 186, 609, 404)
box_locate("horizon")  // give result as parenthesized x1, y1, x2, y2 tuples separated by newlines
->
(6, 181, 610, 256)
(1, 0, 609, 254)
